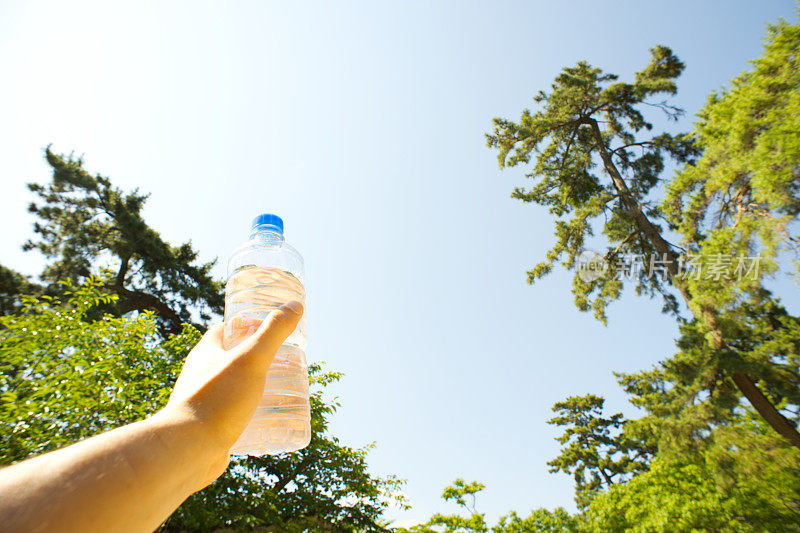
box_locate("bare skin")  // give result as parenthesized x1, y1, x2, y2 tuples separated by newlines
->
(0, 301, 304, 533)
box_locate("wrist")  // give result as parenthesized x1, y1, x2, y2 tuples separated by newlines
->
(147, 408, 231, 492)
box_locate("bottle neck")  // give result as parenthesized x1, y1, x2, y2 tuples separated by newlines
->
(250, 229, 285, 243)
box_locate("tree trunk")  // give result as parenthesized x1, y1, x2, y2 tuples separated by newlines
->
(731, 371, 800, 447)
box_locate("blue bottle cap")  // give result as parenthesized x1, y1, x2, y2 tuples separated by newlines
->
(251, 213, 284, 235)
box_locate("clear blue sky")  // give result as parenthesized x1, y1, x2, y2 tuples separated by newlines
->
(1, 0, 797, 526)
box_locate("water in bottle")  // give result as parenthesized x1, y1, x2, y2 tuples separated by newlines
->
(223, 214, 310, 455)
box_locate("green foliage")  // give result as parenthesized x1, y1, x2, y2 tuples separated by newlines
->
(0, 277, 193, 462)
(403, 480, 578, 533)
(0, 279, 405, 531)
(546, 395, 652, 508)
(494, 508, 577, 533)
(583, 416, 800, 532)
(585, 457, 731, 532)
(22, 148, 224, 333)
(665, 20, 800, 309)
(401, 479, 489, 533)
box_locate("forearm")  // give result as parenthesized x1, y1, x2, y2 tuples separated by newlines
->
(0, 410, 228, 533)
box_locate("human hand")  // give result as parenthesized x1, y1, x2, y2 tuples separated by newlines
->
(160, 302, 303, 479)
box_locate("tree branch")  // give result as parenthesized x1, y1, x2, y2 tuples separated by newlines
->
(115, 252, 130, 288)
(114, 286, 183, 333)
(273, 453, 314, 494)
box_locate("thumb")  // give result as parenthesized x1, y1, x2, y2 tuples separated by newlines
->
(234, 301, 304, 366)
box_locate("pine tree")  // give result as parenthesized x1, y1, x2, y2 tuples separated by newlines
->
(21, 148, 224, 334)
(546, 395, 653, 508)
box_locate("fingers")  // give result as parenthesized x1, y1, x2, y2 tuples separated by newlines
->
(234, 301, 304, 366)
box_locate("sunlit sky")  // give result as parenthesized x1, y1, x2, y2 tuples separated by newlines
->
(1, 1, 798, 526)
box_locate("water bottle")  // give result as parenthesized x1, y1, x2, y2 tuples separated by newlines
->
(223, 213, 310, 455)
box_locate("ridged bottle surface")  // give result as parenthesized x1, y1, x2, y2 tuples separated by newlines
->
(223, 215, 310, 456)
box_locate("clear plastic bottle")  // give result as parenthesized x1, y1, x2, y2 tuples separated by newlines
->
(223, 213, 310, 455)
